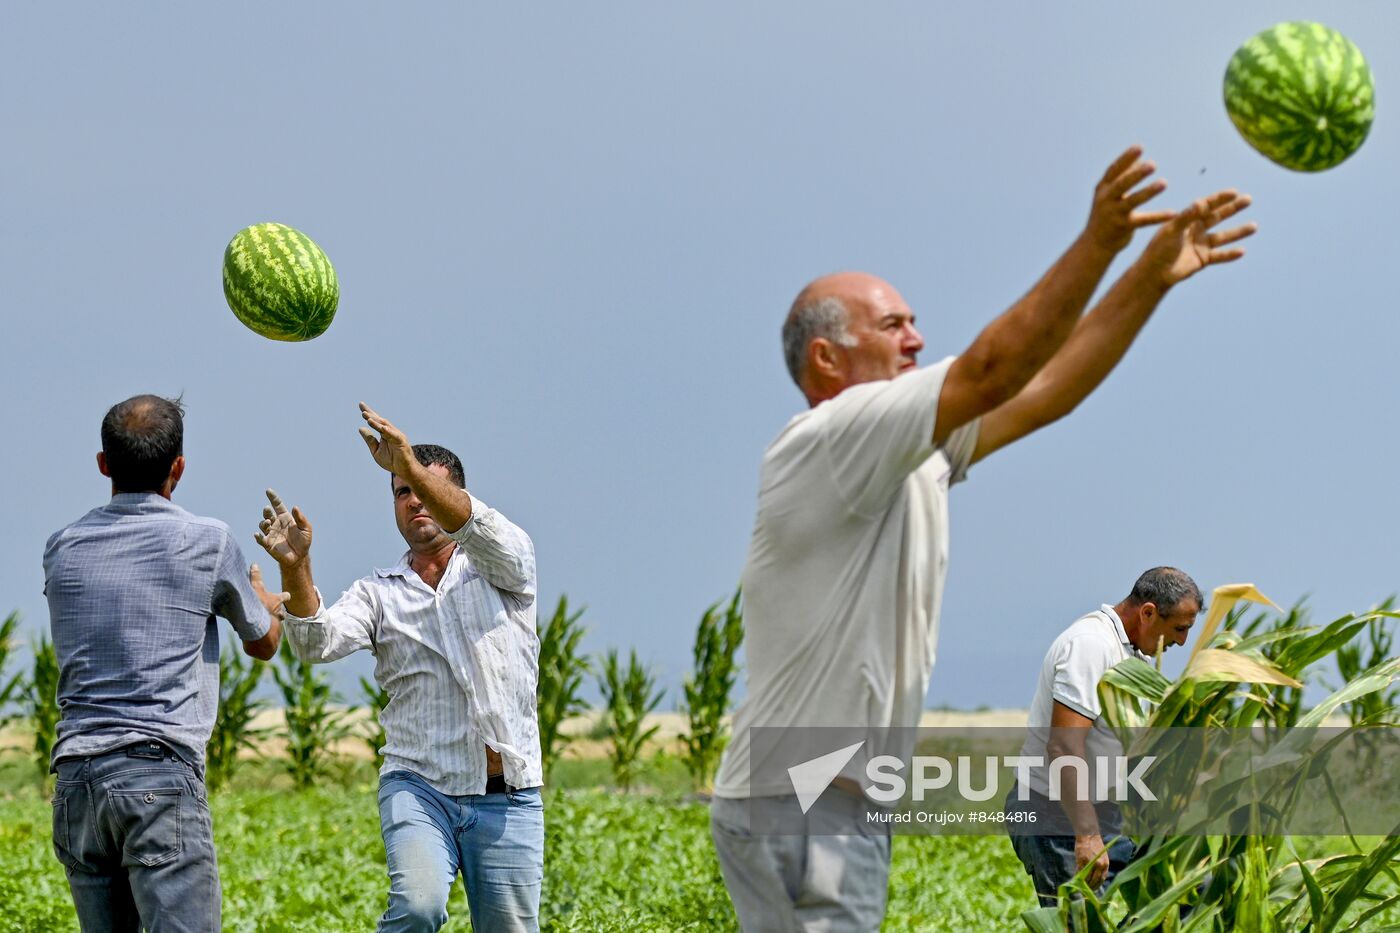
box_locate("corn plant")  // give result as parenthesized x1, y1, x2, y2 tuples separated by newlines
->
(1334, 604, 1397, 727)
(26, 635, 59, 788)
(679, 588, 743, 792)
(1233, 601, 1311, 732)
(359, 676, 389, 767)
(271, 640, 354, 789)
(1022, 590, 1400, 932)
(0, 612, 24, 729)
(537, 595, 590, 781)
(206, 647, 270, 792)
(598, 649, 663, 793)
(1333, 606, 1397, 772)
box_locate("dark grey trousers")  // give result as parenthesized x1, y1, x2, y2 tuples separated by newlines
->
(52, 742, 220, 933)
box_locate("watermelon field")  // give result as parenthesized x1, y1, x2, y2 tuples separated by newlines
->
(9, 4, 1400, 933)
(0, 753, 1044, 931)
(2, 738, 1398, 931)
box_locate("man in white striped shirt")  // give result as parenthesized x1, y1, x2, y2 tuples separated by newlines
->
(256, 403, 543, 933)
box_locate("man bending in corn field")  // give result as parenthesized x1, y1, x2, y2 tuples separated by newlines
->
(1005, 567, 1202, 908)
(710, 150, 1254, 932)
(256, 403, 543, 933)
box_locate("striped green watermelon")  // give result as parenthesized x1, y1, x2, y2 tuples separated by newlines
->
(223, 223, 339, 341)
(1223, 22, 1374, 172)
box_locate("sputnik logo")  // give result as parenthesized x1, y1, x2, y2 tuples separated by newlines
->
(787, 741, 865, 814)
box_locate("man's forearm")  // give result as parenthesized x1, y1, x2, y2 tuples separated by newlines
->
(404, 460, 474, 533)
(958, 232, 1119, 409)
(1007, 258, 1169, 425)
(1046, 739, 1102, 837)
(280, 558, 319, 617)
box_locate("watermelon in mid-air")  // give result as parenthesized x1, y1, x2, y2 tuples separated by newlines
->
(1223, 21, 1374, 172)
(223, 223, 339, 341)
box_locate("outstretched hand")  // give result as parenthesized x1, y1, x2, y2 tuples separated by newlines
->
(358, 402, 416, 477)
(1139, 189, 1256, 289)
(1085, 147, 1174, 254)
(249, 563, 290, 618)
(254, 489, 313, 568)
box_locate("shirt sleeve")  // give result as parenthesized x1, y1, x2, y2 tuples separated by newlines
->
(1050, 633, 1120, 721)
(211, 534, 272, 642)
(816, 358, 980, 514)
(282, 581, 378, 663)
(942, 418, 981, 487)
(447, 495, 536, 598)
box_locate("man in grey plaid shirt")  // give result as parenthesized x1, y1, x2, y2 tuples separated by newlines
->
(44, 394, 284, 933)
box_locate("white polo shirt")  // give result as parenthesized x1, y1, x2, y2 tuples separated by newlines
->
(714, 359, 980, 799)
(1018, 605, 1149, 799)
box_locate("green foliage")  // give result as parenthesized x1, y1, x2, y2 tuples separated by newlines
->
(0, 769, 1061, 931)
(206, 647, 270, 792)
(2, 753, 1395, 931)
(1334, 603, 1397, 727)
(358, 676, 389, 767)
(26, 636, 59, 788)
(598, 649, 663, 792)
(1213, 601, 1310, 732)
(270, 640, 354, 789)
(679, 588, 743, 792)
(0, 612, 25, 729)
(1073, 600, 1400, 932)
(537, 595, 590, 781)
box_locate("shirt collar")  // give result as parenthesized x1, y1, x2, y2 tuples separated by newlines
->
(374, 545, 463, 579)
(105, 492, 184, 515)
(375, 551, 416, 579)
(1101, 604, 1151, 661)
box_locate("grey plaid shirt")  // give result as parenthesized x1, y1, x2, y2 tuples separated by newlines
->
(282, 494, 542, 794)
(44, 493, 271, 770)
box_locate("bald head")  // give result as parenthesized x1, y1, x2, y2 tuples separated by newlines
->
(100, 394, 185, 493)
(782, 272, 924, 404)
(790, 272, 904, 314)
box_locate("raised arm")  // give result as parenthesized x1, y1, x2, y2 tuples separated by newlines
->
(255, 489, 319, 617)
(212, 534, 286, 662)
(358, 402, 473, 531)
(358, 403, 535, 595)
(971, 188, 1256, 462)
(934, 147, 1172, 445)
(254, 489, 375, 662)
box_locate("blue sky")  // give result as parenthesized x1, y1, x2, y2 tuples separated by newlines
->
(4, 3, 1397, 709)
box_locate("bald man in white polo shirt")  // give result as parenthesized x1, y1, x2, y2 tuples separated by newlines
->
(1005, 567, 1203, 908)
(710, 149, 1254, 932)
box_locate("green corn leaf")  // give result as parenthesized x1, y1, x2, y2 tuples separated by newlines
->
(1275, 611, 1400, 676)
(1019, 906, 1063, 933)
(1342, 894, 1400, 932)
(1117, 860, 1215, 933)
(1317, 829, 1400, 930)
(1297, 858, 1327, 929)
(1296, 656, 1400, 728)
(1103, 657, 1172, 703)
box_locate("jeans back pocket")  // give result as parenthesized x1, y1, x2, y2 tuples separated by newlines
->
(51, 789, 79, 870)
(108, 786, 183, 868)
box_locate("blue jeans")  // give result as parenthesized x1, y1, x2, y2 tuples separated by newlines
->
(1005, 788, 1135, 908)
(51, 742, 220, 933)
(377, 770, 544, 933)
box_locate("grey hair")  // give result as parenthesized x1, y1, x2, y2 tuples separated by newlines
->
(1127, 567, 1204, 614)
(782, 295, 858, 389)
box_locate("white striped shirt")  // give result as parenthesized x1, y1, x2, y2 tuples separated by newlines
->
(282, 494, 541, 794)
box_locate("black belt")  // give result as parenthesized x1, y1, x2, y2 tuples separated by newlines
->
(485, 774, 517, 794)
(126, 740, 178, 761)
